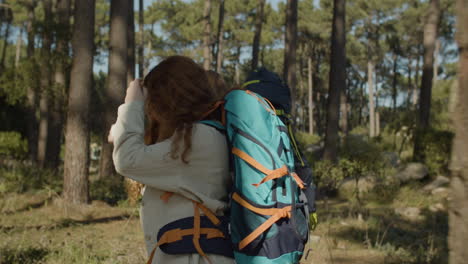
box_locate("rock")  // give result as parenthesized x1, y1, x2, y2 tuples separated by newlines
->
(431, 187, 449, 199)
(337, 241, 347, 250)
(394, 207, 422, 221)
(395, 163, 429, 183)
(309, 235, 321, 243)
(382, 152, 400, 168)
(338, 176, 376, 198)
(429, 203, 446, 212)
(423, 176, 450, 192)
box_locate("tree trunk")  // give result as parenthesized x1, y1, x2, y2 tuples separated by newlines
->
(235, 46, 241, 84)
(138, 0, 144, 78)
(47, 0, 71, 169)
(25, 1, 38, 162)
(368, 60, 375, 138)
(0, 17, 11, 70)
(99, 0, 129, 179)
(283, 0, 298, 117)
(434, 39, 440, 85)
(251, 0, 265, 71)
(308, 56, 314, 134)
(202, 0, 212, 70)
(412, 55, 420, 107)
(392, 53, 398, 113)
(449, 1, 468, 262)
(215, 0, 225, 73)
(37, 0, 53, 168)
(15, 27, 22, 67)
(418, 0, 440, 128)
(323, 0, 345, 162)
(127, 0, 135, 84)
(340, 84, 348, 135)
(63, 0, 95, 204)
(414, 0, 440, 161)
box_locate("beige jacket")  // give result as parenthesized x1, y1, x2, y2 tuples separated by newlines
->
(112, 101, 235, 264)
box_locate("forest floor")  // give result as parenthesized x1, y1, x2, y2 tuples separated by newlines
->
(0, 184, 449, 264)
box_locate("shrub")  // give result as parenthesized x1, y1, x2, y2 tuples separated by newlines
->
(90, 177, 127, 206)
(0, 166, 62, 195)
(295, 132, 321, 146)
(0, 132, 27, 159)
(417, 129, 453, 175)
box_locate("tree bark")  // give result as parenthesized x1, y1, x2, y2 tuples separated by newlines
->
(340, 83, 348, 135)
(37, 0, 53, 168)
(63, 0, 95, 204)
(203, 0, 212, 70)
(308, 56, 314, 134)
(418, 0, 440, 128)
(368, 60, 375, 138)
(449, 1, 468, 262)
(251, 0, 265, 71)
(15, 27, 23, 67)
(323, 0, 345, 162)
(283, 0, 298, 118)
(392, 53, 398, 113)
(215, 0, 225, 73)
(25, 1, 38, 162)
(138, 0, 144, 78)
(434, 39, 440, 85)
(0, 15, 11, 70)
(412, 54, 421, 107)
(127, 0, 135, 84)
(414, 0, 440, 161)
(47, 0, 71, 169)
(99, 0, 129, 179)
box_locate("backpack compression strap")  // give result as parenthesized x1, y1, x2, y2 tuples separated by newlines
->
(232, 193, 292, 250)
(146, 193, 223, 264)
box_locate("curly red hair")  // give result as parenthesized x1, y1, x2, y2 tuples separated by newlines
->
(143, 56, 220, 163)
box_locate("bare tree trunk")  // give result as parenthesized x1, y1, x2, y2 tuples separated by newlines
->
(340, 84, 348, 135)
(323, 0, 345, 162)
(412, 56, 420, 107)
(203, 0, 212, 70)
(215, 0, 225, 73)
(15, 27, 22, 67)
(0, 16, 11, 69)
(414, 0, 440, 161)
(283, 0, 298, 117)
(235, 46, 241, 84)
(392, 53, 398, 113)
(449, 1, 468, 262)
(127, 0, 135, 84)
(434, 39, 440, 85)
(368, 60, 375, 138)
(418, 0, 440, 128)
(308, 56, 314, 134)
(251, 0, 265, 71)
(99, 0, 129, 179)
(63, 0, 95, 204)
(138, 0, 144, 78)
(25, 1, 38, 162)
(37, 0, 53, 168)
(48, 0, 71, 169)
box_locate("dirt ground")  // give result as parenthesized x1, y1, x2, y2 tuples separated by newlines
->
(0, 190, 447, 264)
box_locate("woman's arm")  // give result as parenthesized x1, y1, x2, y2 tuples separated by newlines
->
(110, 81, 180, 192)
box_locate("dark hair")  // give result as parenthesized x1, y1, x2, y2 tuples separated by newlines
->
(143, 56, 218, 163)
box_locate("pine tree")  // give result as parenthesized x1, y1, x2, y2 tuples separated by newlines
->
(63, 0, 96, 204)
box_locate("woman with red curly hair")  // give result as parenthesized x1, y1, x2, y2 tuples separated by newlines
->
(109, 56, 233, 264)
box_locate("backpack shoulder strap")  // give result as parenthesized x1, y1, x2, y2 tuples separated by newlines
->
(198, 120, 226, 133)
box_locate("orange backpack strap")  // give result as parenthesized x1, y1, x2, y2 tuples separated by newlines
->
(232, 147, 289, 187)
(148, 193, 223, 264)
(232, 193, 292, 250)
